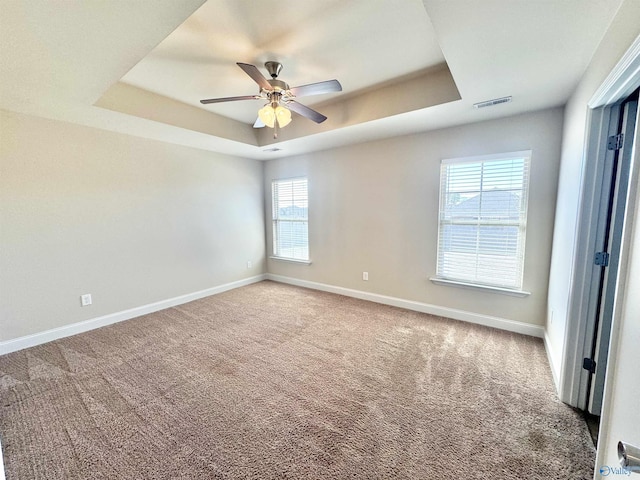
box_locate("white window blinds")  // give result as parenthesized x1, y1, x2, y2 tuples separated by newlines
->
(272, 177, 309, 261)
(436, 151, 531, 290)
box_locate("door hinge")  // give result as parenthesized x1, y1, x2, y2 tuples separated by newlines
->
(608, 133, 624, 150)
(594, 251, 610, 266)
(583, 357, 597, 374)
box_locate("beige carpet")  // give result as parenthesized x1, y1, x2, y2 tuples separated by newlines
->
(0, 281, 594, 479)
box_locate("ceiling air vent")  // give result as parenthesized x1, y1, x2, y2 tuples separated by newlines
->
(263, 147, 282, 153)
(473, 96, 512, 109)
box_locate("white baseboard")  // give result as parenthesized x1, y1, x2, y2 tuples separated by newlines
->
(0, 274, 266, 355)
(0, 272, 545, 356)
(266, 274, 544, 338)
(544, 330, 561, 394)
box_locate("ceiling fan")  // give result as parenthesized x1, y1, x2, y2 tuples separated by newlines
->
(200, 62, 342, 137)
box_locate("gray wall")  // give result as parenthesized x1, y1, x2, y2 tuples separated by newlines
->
(0, 109, 265, 342)
(0, 106, 566, 343)
(264, 108, 564, 326)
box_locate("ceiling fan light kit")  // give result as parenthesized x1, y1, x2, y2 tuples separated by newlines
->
(258, 103, 277, 128)
(200, 61, 342, 138)
(257, 102, 292, 129)
(274, 104, 292, 127)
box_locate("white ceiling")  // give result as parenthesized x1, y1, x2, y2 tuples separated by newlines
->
(121, 0, 446, 125)
(0, 0, 624, 160)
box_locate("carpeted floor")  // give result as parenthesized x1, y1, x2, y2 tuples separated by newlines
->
(0, 281, 595, 479)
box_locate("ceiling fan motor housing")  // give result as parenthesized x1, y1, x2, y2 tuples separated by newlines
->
(265, 61, 283, 79)
(267, 78, 289, 94)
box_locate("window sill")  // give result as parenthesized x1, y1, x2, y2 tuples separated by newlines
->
(429, 277, 530, 297)
(269, 256, 312, 265)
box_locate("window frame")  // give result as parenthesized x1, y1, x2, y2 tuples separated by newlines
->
(271, 176, 310, 264)
(431, 151, 532, 295)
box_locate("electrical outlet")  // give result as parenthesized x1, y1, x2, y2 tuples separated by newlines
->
(247, 260, 252, 269)
(80, 294, 92, 307)
(363, 272, 369, 281)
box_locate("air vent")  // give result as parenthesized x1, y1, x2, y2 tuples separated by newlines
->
(263, 147, 282, 153)
(473, 96, 512, 109)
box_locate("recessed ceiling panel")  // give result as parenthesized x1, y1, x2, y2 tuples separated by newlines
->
(120, 0, 446, 125)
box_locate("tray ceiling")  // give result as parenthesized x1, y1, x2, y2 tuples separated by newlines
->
(0, 0, 625, 159)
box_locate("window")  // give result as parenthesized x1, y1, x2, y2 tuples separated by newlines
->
(435, 151, 531, 291)
(272, 177, 309, 261)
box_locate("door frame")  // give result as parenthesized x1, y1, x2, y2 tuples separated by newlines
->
(559, 35, 640, 408)
(588, 95, 638, 414)
(594, 102, 640, 477)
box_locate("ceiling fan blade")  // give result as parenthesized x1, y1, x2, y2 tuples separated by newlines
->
(289, 79, 342, 98)
(286, 101, 327, 124)
(237, 62, 272, 91)
(200, 95, 259, 104)
(253, 117, 265, 128)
